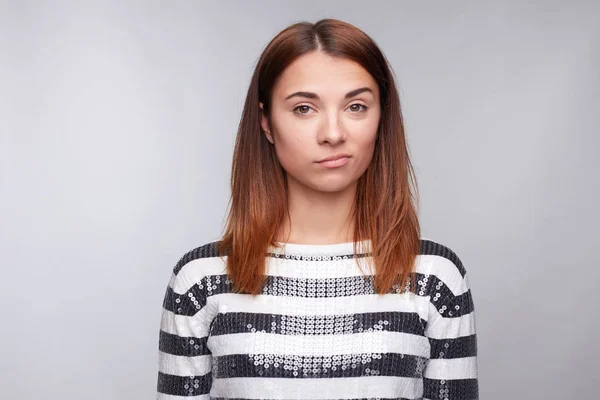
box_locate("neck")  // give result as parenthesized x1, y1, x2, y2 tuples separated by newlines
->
(276, 176, 358, 245)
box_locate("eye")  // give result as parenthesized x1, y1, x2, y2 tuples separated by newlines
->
(292, 103, 368, 116)
(348, 103, 368, 113)
(293, 105, 315, 116)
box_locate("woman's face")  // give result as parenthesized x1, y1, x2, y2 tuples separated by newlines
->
(260, 51, 381, 194)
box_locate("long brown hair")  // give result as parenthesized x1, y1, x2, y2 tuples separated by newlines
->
(216, 18, 420, 296)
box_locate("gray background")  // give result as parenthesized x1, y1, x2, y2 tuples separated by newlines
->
(1, 1, 598, 399)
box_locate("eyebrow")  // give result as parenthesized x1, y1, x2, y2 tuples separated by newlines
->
(284, 87, 374, 101)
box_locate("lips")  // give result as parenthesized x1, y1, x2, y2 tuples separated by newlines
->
(316, 154, 351, 163)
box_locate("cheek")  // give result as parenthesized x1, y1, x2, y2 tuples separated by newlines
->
(352, 131, 378, 171)
(273, 135, 312, 169)
(358, 142, 377, 168)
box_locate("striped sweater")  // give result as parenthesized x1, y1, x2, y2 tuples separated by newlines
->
(157, 238, 479, 399)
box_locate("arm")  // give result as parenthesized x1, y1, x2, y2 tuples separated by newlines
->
(157, 266, 213, 399)
(422, 263, 479, 400)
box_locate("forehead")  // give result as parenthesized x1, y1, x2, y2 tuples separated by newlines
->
(274, 51, 378, 99)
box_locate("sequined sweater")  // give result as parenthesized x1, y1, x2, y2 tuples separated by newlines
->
(156, 238, 479, 400)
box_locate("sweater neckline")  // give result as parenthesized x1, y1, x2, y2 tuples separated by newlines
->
(267, 239, 372, 257)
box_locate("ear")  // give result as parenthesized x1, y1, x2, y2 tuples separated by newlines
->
(259, 102, 274, 144)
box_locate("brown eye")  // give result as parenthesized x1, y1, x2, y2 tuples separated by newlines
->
(293, 105, 313, 115)
(349, 103, 368, 112)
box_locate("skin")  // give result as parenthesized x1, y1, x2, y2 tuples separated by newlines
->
(259, 51, 381, 244)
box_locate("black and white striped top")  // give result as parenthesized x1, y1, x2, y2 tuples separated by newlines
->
(157, 238, 479, 399)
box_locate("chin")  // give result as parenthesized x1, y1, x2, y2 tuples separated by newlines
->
(287, 170, 359, 193)
(309, 178, 357, 193)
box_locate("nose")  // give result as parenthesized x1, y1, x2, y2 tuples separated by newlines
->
(317, 114, 347, 145)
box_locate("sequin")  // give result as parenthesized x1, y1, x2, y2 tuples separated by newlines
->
(159, 240, 478, 399)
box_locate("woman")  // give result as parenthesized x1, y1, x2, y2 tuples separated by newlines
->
(157, 18, 479, 400)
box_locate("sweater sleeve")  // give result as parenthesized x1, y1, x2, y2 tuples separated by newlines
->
(156, 265, 213, 399)
(422, 260, 479, 400)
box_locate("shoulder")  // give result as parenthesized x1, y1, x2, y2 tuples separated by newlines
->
(416, 237, 472, 297)
(170, 240, 226, 285)
(418, 236, 467, 277)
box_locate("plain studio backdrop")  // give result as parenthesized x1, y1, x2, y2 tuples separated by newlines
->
(1, 1, 598, 399)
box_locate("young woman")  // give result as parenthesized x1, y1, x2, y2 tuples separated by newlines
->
(157, 18, 479, 400)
